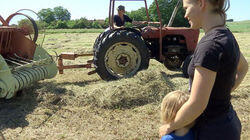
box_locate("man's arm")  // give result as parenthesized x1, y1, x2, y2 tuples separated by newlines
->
(124, 15, 132, 23)
(159, 66, 216, 136)
(132, 21, 147, 25)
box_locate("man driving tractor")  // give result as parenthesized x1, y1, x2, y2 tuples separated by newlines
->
(114, 5, 146, 28)
(114, 5, 132, 27)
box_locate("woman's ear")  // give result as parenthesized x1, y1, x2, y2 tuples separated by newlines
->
(198, 0, 206, 10)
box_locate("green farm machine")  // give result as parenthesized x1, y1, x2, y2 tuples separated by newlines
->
(0, 10, 57, 99)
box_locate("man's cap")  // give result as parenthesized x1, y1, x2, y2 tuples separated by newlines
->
(117, 5, 125, 11)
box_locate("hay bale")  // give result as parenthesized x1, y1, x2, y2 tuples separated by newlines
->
(80, 67, 176, 109)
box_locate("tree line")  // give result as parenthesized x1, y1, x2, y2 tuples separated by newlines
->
(34, 6, 108, 29)
(19, 0, 188, 29)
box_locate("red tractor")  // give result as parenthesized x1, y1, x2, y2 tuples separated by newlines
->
(93, 0, 199, 80)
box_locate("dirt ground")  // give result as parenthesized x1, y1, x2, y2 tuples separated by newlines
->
(0, 64, 249, 140)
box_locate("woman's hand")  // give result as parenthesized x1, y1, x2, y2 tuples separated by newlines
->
(159, 123, 173, 138)
(132, 21, 147, 25)
(231, 52, 248, 92)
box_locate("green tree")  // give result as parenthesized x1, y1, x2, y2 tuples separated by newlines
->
(125, 0, 188, 27)
(66, 18, 90, 29)
(47, 21, 57, 29)
(92, 21, 102, 29)
(104, 17, 110, 27)
(38, 8, 55, 24)
(102, 18, 109, 28)
(149, 0, 189, 27)
(53, 6, 71, 21)
(56, 20, 68, 29)
(18, 19, 34, 33)
(127, 7, 148, 21)
(66, 20, 76, 29)
(36, 20, 47, 30)
(18, 19, 31, 27)
(77, 18, 90, 28)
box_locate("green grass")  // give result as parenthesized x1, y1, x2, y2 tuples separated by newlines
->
(198, 20, 250, 33)
(44, 28, 104, 34)
(226, 20, 250, 33)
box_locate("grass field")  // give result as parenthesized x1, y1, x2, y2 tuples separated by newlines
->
(42, 20, 250, 34)
(226, 20, 250, 33)
(45, 29, 104, 34)
(0, 24, 249, 139)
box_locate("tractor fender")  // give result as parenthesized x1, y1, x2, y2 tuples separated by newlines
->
(94, 28, 144, 52)
(122, 28, 142, 37)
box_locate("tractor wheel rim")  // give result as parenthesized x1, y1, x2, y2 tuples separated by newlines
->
(104, 42, 141, 78)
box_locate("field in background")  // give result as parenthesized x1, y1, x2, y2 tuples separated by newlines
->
(226, 20, 250, 33)
(45, 29, 104, 34)
(0, 22, 249, 139)
(43, 20, 250, 34)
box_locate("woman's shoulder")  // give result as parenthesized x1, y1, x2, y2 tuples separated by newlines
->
(197, 28, 233, 53)
(200, 28, 230, 44)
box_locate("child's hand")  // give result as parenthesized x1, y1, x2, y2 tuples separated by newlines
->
(159, 124, 173, 138)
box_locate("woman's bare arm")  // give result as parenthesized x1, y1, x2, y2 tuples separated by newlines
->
(231, 52, 248, 92)
(159, 66, 216, 136)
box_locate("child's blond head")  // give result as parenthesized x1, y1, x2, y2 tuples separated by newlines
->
(161, 91, 189, 124)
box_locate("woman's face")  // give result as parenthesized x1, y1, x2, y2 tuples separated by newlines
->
(118, 10, 125, 15)
(183, 0, 202, 29)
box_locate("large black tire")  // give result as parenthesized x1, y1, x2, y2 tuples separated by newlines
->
(182, 54, 192, 78)
(94, 30, 150, 81)
(93, 32, 104, 50)
(93, 30, 111, 52)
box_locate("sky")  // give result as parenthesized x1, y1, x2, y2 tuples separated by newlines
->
(1, 0, 249, 22)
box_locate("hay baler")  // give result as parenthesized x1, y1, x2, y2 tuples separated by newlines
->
(0, 11, 57, 99)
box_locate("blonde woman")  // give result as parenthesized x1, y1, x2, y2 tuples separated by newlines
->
(159, 0, 248, 139)
(161, 91, 194, 140)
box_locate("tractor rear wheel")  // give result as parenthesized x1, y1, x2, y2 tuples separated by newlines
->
(94, 30, 149, 80)
(93, 30, 111, 52)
